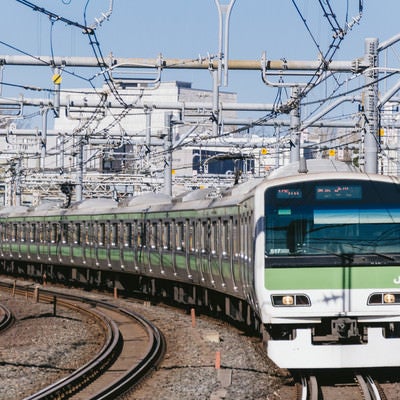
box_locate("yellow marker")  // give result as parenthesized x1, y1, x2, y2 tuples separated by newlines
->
(379, 128, 384, 137)
(52, 73, 62, 85)
(329, 149, 336, 157)
(260, 148, 268, 155)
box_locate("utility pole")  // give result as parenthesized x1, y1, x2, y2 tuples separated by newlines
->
(211, 0, 236, 136)
(289, 87, 301, 163)
(163, 113, 173, 196)
(363, 38, 379, 174)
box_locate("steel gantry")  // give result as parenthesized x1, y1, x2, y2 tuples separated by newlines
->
(0, 32, 399, 204)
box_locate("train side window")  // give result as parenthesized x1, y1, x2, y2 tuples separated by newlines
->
(105, 223, 111, 246)
(51, 223, 58, 243)
(124, 222, 132, 247)
(210, 220, 218, 255)
(221, 219, 230, 257)
(232, 218, 238, 257)
(12, 224, 17, 242)
(111, 222, 118, 246)
(175, 221, 184, 251)
(87, 222, 93, 245)
(145, 221, 152, 248)
(200, 220, 208, 253)
(21, 223, 26, 242)
(137, 222, 143, 248)
(74, 223, 81, 245)
(188, 220, 196, 252)
(45, 222, 50, 243)
(39, 223, 44, 243)
(194, 220, 201, 253)
(139, 222, 146, 248)
(3, 223, 7, 242)
(98, 223, 105, 246)
(29, 223, 35, 243)
(162, 222, 170, 250)
(240, 214, 249, 257)
(28, 224, 35, 243)
(61, 223, 68, 244)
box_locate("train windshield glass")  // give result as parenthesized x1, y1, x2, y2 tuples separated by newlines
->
(265, 179, 400, 266)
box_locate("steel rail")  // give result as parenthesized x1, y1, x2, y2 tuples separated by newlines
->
(0, 280, 165, 400)
(355, 374, 385, 400)
(19, 292, 121, 400)
(0, 303, 13, 331)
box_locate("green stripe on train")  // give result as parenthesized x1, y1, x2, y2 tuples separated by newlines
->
(265, 265, 400, 290)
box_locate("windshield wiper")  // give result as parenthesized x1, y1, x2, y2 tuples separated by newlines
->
(370, 253, 396, 261)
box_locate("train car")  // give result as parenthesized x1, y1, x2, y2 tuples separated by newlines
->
(0, 158, 399, 369)
(255, 159, 400, 369)
(0, 177, 262, 329)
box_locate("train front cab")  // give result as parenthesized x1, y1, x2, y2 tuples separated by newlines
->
(255, 174, 400, 369)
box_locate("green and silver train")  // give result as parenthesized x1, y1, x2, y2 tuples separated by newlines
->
(0, 159, 399, 369)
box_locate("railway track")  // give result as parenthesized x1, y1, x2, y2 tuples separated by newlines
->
(0, 302, 13, 331)
(0, 280, 166, 400)
(295, 371, 389, 400)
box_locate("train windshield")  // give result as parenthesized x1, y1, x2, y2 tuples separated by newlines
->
(265, 179, 400, 266)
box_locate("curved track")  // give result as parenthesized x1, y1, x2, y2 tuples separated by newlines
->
(0, 302, 13, 331)
(0, 280, 165, 400)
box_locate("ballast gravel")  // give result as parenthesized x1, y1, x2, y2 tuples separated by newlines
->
(0, 283, 294, 400)
(0, 291, 104, 399)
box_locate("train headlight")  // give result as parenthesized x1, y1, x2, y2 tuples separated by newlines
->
(271, 294, 311, 307)
(384, 293, 396, 304)
(282, 296, 294, 305)
(368, 292, 400, 305)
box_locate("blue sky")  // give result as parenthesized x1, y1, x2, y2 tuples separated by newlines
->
(1, 1, 400, 124)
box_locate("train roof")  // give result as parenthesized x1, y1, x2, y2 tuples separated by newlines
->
(0, 205, 29, 217)
(267, 159, 359, 180)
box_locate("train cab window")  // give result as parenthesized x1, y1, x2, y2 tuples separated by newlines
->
(265, 179, 400, 266)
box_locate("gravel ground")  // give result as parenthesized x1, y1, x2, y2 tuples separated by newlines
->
(0, 289, 104, 400)
(120, 302, 293, 400)
(0, 282, 294, 400)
